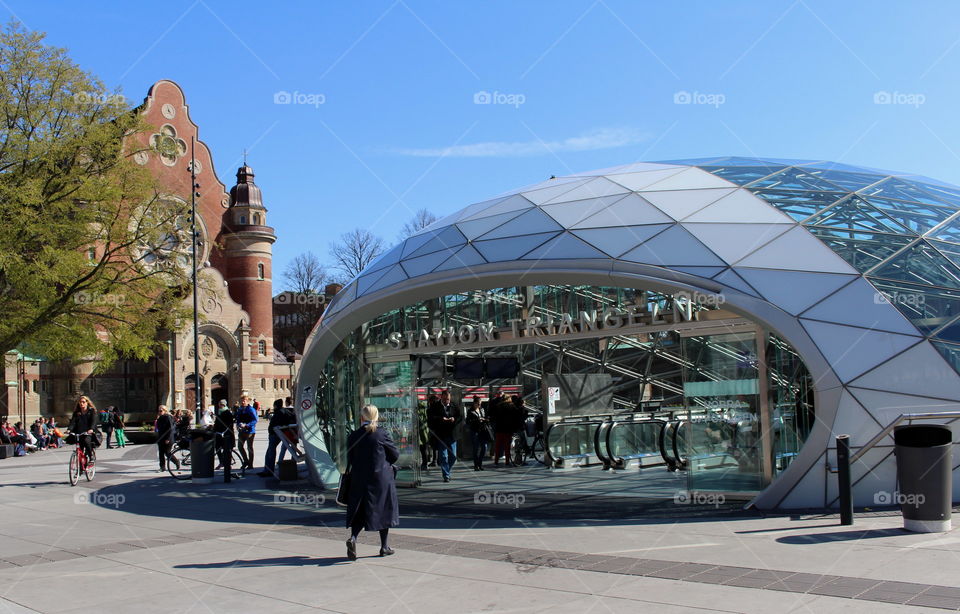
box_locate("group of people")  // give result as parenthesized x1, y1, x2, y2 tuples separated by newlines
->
(1, 417, 63, 455)
(420, 390, 530, 480)
(97, 406, 127, 448)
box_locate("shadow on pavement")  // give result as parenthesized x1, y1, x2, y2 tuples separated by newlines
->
(776, 528, 906, 544)
(175, 555, 349, 568)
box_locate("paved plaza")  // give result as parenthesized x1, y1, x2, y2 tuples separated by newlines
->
(1, 442, 959, 613)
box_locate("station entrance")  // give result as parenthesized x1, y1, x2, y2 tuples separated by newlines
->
(312, 285, 815, 502)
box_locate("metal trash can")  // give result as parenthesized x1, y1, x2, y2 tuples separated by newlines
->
(189, 428, 215, 485)
(894, 425, 952, 533)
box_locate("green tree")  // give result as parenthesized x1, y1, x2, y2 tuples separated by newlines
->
(0, 22, 191, 367)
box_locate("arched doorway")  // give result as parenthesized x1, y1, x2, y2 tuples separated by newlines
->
(185, 374, 197, 413)
(211, 373, 228, 408)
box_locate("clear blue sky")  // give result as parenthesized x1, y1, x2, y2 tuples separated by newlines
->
(10, 1, 960, 280)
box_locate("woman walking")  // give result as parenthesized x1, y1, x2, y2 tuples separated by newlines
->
(155, 406, 177, 472)
(113, 408, 126, 448)
(345, 404, 399, 560)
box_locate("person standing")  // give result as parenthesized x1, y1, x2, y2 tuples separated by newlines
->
(345, 404, 399, 560)
(155, 406, 177, 472)
(201, 404, 216, 428)
(236, 395, 258, 470)
(258, 398, 295, 477)
(113, 408, 126, 448)
(492, 394, 516, 467)
(214, 400, 235, 470)
(428, 390, 460, 482)
(99, 405, 115, 449)
(466, 396, 491, 471)
(417, 400, 431, 471)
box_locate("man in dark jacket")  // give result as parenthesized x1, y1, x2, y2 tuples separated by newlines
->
(258, 398, 297, 477)
(427, 390, 460, 482)
(99, 406, 115, 448)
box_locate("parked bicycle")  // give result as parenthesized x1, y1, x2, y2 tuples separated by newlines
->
(167, 429, 245, 481)
(511, 413, 546, 466)
(67, 432, 96, 486)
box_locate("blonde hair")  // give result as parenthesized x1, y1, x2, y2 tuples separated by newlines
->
(361, 404, 379, 433)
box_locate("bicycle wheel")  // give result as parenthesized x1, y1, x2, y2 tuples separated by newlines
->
(167, 447, 191, 480)
(84, 450, 96, 481)
(69, 451, 80, 486)
(532, 434, 546, 465)
(231, 449, 246, 477)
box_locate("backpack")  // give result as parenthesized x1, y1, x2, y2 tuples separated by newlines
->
(99, 410, 112, 427)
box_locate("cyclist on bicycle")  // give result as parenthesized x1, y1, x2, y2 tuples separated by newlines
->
(68, 396, 99, 459)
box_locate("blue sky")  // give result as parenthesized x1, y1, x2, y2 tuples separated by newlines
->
(11, 1, 960, 281)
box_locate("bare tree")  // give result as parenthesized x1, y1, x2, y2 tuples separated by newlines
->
(330, 228, 384, 279)
(400, 208, 439, 238)
(282, 251, 328, 294)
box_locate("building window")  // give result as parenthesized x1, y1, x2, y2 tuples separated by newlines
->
(257, 263, 264, 280)
(32, 380, 38, 394)
(87, 248, 96, 261)
(260, 378, 266, 390)
(253, 213, 261, 225)
(258, 339, 266, 355)
(239, 214, 247, 225)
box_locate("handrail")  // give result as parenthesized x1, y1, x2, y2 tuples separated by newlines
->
(848, 411, 960, 465)
(606, 419, 665, 468)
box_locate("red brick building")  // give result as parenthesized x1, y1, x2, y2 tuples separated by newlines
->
(2, 80, 299, 424)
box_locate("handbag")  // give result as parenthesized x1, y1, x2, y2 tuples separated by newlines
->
(483, 423, 495, 443)
(336, 471, 352, 507)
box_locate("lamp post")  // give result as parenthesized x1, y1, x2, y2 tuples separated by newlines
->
(191, 137, 201, 425)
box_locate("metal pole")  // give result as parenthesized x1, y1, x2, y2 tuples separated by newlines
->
(191, 137, 201, 425)
(837, 434, 853, 525)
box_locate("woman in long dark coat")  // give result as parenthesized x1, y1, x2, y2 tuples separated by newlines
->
(345, 404, 399, 560)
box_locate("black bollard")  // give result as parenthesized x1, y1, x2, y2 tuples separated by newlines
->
(837, 434, 853, 526)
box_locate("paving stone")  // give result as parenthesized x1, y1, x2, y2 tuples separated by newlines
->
(856, 588, 915, 605)
(905, 594, 960, 609)
(919, 586, 960, 599)
(722, 576, 776, 589)
(38, 550, 83, 562)
(766, 580, 818, 594)
(875, 581, 930, 594)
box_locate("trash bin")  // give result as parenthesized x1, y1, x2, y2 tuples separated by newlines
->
(894, 425, 952, 533)
(189, 428, 215, 485)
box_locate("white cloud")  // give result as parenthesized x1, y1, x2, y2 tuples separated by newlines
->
(390, 127, 648, 158)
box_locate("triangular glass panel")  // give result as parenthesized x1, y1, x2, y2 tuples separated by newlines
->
(858, 177, 953, 207)
(682, 223, 793, 264)
(540, 194, 631, 227)
(542, 177, 630, 204)
(866, 277, 960, 336)
(804, 195, 912, 234)
(914, 181, 960, 208)
(828, 391, 889, 445)
(672, 266, 726, 279)
(459, 194, 534, 222)
(695, 165, 787, 186)
(748, 167, 849, 192)
(639, 167, 735, 191)
(571, 193, 675, 228)
(799, 160, 889, 174)
(596, 161, 683, 175)
(734, 226, 856, 274)
(734, 268, 856, 315)
(860, 195, 955, 234)
(931, 340, 960, 376)
(657, 156, 729, 166)
(803, 169, 886, 192)
(606, 168, 686, 191)
(712, 268, 761, 297)
(925, 217, 960, 245)
(521, 232, 609, 261)
(434, 244, 487, 272)
(473, 232, 560, 262)
(520, 177, 592, 205)
(404, 225, 467, 260)
(619, 225, 725, 267)
(800, 277, 921, 336)
(362, 242, 405, 276)
(928, 239, 960, 268)
(640, 188, 735, 221)
(800, 319, 919, 382)
(571, 224, 673, 258)
(870, 240, 960, 289)
(360, 264, 408, 296)
(447, 195, 510, 224)
(401, 249, 456, 278)
(681, 190, 793, 224)
(324, 281, 357, 317)
(804, 227, 912, 273)
(475, 208, 563, 240)
(747, 188, 845, 221)
(456, 210, 527, 241)
(356, 265, 393, 296)
(929, 315, 960, 344)
(848, 341, 960, 400)
(847, 387, 960, 427)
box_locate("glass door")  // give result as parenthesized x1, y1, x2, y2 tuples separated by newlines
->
(366, 360, 421, 486)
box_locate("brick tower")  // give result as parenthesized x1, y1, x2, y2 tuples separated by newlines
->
(222, 164, 276, 363)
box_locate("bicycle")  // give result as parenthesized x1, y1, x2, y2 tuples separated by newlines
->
(167, 431, 246, 480)
(67, 432, 96, 486)
(511, 416, 546, 466)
